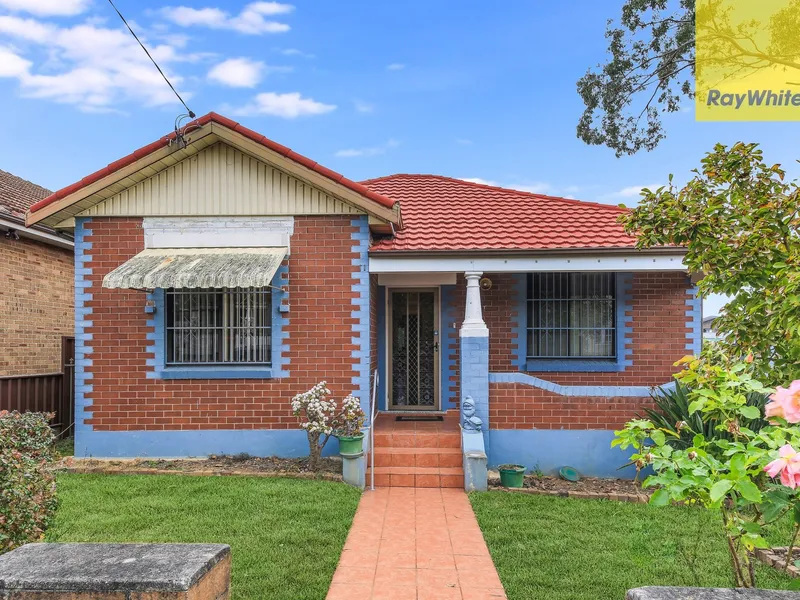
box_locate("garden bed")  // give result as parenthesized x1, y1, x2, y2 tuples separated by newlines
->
(488, 472, 651, 503)
(755, 547, 800, 578)
(59, 454, 342, 480)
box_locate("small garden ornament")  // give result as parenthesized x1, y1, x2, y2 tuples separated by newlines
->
(462, 396, 482, 432)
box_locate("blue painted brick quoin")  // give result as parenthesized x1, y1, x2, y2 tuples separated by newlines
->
(351, 216, 371, 414)
(73, 218, 94, 457)
(685, 283, 702, 354)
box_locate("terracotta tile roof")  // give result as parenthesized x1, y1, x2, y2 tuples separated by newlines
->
(0, 169, 52, 220)
(29, 112, 397, 216)
(362, 174, 639, 252)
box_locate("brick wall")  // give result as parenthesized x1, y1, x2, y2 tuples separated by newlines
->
(82, 216, 361, 432)
(0, 235, 73, 376)
(489, 385, 656, 430)
(444, 271, 693, 429)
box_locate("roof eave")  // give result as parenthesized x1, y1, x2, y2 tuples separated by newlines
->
(368, 246, 686, 257)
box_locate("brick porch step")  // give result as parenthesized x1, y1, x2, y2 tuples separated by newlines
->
(371, 446, 462, 468)
(373, 430, 460, 449)
(365, 466, 463, 488)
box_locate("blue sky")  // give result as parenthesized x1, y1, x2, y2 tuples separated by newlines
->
(1, 0, 795, 315)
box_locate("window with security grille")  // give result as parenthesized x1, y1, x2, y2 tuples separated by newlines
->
(165, 288, 272, 365)
(526, 273, 616, 359)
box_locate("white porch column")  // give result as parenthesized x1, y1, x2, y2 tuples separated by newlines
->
(460, 272, 490, 489)
(461, 271, 489, 336)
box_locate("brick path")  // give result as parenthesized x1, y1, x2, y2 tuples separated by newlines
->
(327, 487, 507, 600)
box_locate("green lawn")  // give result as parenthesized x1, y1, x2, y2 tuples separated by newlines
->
(47, 474, 361, 600)
(471, 491, 795, 600)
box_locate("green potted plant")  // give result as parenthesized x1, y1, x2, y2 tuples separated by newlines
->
(498, 464, 526, 488)
(333, 395, 366, 456)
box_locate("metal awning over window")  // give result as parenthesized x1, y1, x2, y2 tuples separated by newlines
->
(102, 247, 287, 289)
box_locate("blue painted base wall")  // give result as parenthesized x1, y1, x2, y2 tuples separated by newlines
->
(75, 429, 340, 459)
(488, 429, 637, 479)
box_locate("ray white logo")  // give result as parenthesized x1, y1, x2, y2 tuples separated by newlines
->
(707, 89, 800, 109)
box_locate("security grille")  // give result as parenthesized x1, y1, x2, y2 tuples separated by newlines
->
(391, 291, 436, 407)
(165, 288, 272, 365)
(526, 273, 616, 359)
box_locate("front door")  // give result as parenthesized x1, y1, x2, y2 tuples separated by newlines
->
(388, 289, 440, 410)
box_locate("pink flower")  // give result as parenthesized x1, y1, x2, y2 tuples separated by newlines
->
(764, 444, 800, 489)
(765, 380, 800, 423)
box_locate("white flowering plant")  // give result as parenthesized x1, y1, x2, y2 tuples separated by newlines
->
(291, 382, 365, 470)
(334, 395, 366, 438)
(291, 382, 338, 471)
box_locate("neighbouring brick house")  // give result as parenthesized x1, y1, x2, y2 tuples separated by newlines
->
(0, 170, 74, 376)
(25, 113, 700, 484)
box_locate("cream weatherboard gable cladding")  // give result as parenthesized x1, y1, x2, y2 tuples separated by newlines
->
(76, 142, 364, 219)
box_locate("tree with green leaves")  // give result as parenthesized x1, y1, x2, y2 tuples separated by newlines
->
(621, 142, 799, 386)
(577, 0, 800, 156)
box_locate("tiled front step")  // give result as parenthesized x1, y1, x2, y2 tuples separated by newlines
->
(366, 466, 464, 488)
(372, 446, 462, 468)
(373, 431, 460, 448)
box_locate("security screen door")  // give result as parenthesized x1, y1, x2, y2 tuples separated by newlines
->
(388, 289, 440, 410)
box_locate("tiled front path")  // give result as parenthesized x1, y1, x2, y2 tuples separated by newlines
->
(327, 487, 507, 600)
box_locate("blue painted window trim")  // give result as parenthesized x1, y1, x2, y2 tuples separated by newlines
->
(146, 265, 289, 380)
(515, 272, 633, 373)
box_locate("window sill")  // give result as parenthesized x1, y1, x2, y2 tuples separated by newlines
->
(524, 359, 624, 373)
(154, 365, 277, 380)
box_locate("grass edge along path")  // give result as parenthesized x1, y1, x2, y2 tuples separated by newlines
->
(470, 491, 795, 600)
(47, 473, 361, 600)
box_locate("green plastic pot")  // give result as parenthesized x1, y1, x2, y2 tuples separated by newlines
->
(498, 464, 526, 488)
(337, 433, 365, 456)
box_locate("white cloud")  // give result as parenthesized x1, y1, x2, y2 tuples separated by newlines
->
(0, 47, 31, 77)
(231, 92, 336, 118)
(456, 138, 473, 145)
(0, 0, 90, 16)
(354, 99, 374, 113)
(0, 15, 55, 42)
(460, 178, 580, 198)
(386, 63, 405, 71)
(208, 57, 263, 87)
(0, 17, 191, 111)
(513, 181, 555, 194)
(460, 177, 498, 186)
(335, 139, 399, 158)
(161, 2, 293, 35)
(599, 183, 662, 201)
(279, 47, 314, 58)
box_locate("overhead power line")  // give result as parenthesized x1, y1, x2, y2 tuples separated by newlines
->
(106, 0, 195, 118)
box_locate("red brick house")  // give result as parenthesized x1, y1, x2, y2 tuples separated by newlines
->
(25, 113, 699, 484)
(0, 170, 74, 377)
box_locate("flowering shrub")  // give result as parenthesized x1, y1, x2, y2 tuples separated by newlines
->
(291, 382, 338, 472)
(334, 395, 366, 438)
(613, 349, 800, 588)
(291, 383, 366, 471)
(0, 411, 58, 554)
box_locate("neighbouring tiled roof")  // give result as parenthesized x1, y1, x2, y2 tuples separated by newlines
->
(362, 174, 639, 252)
(0, 169, 52, 221)
(29, 112, 397, 216)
